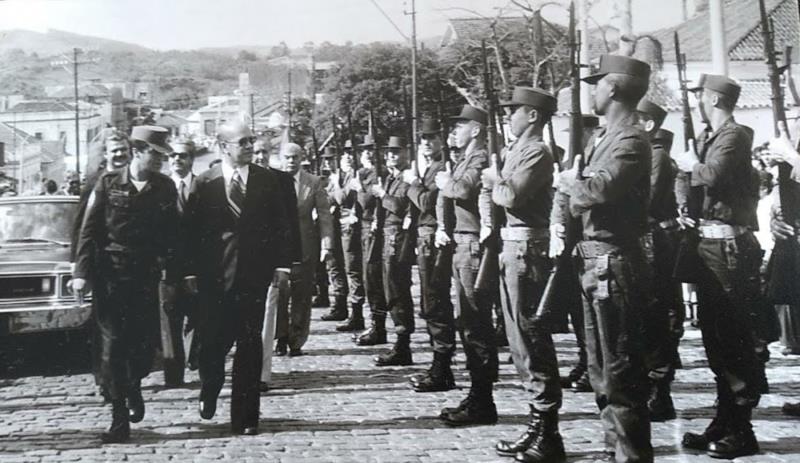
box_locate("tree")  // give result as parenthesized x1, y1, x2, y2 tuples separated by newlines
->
(237, 50, 258, 62)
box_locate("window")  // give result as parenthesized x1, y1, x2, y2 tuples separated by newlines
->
(59, 131, 66, 140)
(34, 132, 43, 140)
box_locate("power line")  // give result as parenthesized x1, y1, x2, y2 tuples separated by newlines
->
(368, 0, 411, 42)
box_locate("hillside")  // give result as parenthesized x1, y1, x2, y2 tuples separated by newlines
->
(0, 28, 151, 56)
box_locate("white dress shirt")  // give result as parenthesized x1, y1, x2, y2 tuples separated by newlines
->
(171, 172, 194, 202)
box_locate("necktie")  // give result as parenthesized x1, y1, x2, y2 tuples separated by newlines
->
(178, 180, 186, 212)
(228, 171, 245, 218)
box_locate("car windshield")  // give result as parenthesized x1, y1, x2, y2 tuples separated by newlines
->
(0, 201, 77, 245)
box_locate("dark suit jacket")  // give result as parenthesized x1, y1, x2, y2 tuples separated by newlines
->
(185, 163, 294, 295)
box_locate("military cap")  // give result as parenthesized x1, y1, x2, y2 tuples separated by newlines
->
(419, 118, 441, 136)
(688, 73, 741, 102)
(383, 136, 405, 150)
(636, 99, 667, 126)
(562, 114, 600, 132)
(653, 128, 674, 147)
(168, 136, 197, 156)
(499, 86, 558, 113)
(321, 145, 337, 158)
(344, 139, 353, 150)
(359, 134, 376, 148)
(582, 54, 651, 84)
(130, 125, 173, 154)
(449, 105, 488, 126)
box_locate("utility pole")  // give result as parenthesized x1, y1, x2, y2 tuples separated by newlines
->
(51, 48, 97, 178)
(287, 69, 293, 143)
(405, 0, 418, 144)
(709, 0, 729, 75)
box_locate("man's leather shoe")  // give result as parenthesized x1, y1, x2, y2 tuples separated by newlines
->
(442, 399, 497, 427)
(571, 371, 592, 392)
(243, 426, 259, 436)
(559, 365, 585, 389)
(127, 382, 145, 423)
(374, 340, 412, 366)
(413, 353, 455, 392)
(275, 340, 288, 356)
(355, 324, 387, 346)
(311, 295, 329, 308)
(783, 401, 800, 416)
(199, 398, 217, 420)
(682, 419, 727, 451)
(259, 381, 270, 393)
(336, 316, 365, 332)
(706, 430, 759, 459)
(289, 348, 305, 357)
(101, 400, 130, 444)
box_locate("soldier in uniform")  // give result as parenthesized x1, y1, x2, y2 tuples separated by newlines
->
(479, 89, 565, 462)
(635, 100, 683, 422)
(73, 125, 179, 443)
(371, 136, 415, 365)
(403, 119, 456, 391)
(329, 140, 366, 331)
(354, 135, 390, 346)
(320, 146, 351, 322)
(556, 55, 654, 462)
(435, 105, 497, 426)
(673, 74, 762, 459)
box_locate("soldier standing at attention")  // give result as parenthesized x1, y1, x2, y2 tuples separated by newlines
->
(481, 88, 565, 462)
(634, 100, 683, 423)
(556, 55, 654, 463)
(371, 136, 415, 366)
(403, 119, 456, 392)
(673, 74, 762, 460)
(328, 140, 366, 332)
(435, 105, 497, 427)
(73, 126, 179, 443)
(354, 135, 390, 346)
(320, 146, 351, 322)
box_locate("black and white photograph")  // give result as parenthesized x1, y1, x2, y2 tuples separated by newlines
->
(0, 0, 799, 461)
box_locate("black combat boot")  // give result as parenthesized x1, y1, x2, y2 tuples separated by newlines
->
(336, 304, 365, 331)
(496, 405, 540, 456)
(321, 296, 348, 321)
(783, 402, 800, 417)
(441, 380, 497, 426)
(412, 352, 455, 392)
(375, 335, 412, 366)
(512, 410, 566, 463)
(683, 379, 731, 451)
(127, 379, 145, 423)
(311, 292, 329, 308)
(571, 371, 592, 392)
(355, 316, 387, 346)
(648, 378, 677, 422)
(100, 400, 130, 444)
(706, 405, 759, 459)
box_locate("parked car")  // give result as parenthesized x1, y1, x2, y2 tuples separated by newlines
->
(0, 195, 91, 338)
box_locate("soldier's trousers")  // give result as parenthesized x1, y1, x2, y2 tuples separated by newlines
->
(642, 226, 684, 381)
(198, 285, 266, 431)
(326, 216, 349, 301)
(452, 233, 498, 383)
(577, 242, 653, 463)
(696, 232, 762, 408)
(95, 268, 160, 402)
(417, 229, 455, 355)
(361, 220, 387, 317)
(341, 222, 365, 308)
(382, 226, 414, 336)
(499, 237, 562, 413)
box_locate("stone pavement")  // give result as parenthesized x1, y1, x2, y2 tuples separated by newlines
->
(1, 300, 799, 462)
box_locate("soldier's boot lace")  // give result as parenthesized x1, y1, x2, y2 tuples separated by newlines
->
(513, 410, 566, 463)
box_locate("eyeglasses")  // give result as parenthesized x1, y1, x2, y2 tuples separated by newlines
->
(169, 152, 192, 159)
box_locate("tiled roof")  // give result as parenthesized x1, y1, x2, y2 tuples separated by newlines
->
(155, 113, 189, 127)
(650, 0, 798, 62)
(0, 123, 35, 148)
(50, 83, 110, 100)
(6, 101, 75, 114)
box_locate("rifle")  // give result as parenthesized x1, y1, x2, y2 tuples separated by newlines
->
(347, 112, 360, 171)
(535, 0, 584, 322)
(761, 0, 800, 304)
(474, 39, 501, 293)
(311, 128, 321, 175)
(670, 30, 705, 283)
(367, 109, 385, 263)
(399, 89, 419, 264)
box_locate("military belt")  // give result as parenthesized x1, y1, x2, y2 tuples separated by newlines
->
(697, 221, 749, 240)
(500, 227, 549, 241)
(576, 240, 633, 259)
(453, 232, 479, 244)
(418, 226, 436, 238)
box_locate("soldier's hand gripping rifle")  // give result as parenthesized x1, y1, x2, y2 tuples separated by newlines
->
(399, 100, 419, 264)
(534, 0, 583, 322)
(474, 39, 501, 293)
(671, 30, 705, 283)
(760, 0, 800, 304)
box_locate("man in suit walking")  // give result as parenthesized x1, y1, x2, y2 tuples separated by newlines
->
(185, 121, 294, 436)
(274, 143, 334, 356)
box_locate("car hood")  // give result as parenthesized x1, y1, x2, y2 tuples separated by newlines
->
(0, 246, 72, 274)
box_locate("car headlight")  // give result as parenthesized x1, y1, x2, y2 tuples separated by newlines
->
(61, 275, 91, 299)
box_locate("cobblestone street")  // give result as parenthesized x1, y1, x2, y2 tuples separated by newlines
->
(1, 298, 799, 462)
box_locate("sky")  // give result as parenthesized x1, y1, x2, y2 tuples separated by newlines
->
(0, 0, 691, 50)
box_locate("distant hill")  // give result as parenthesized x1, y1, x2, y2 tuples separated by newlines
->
(0, 29, 151, 56)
